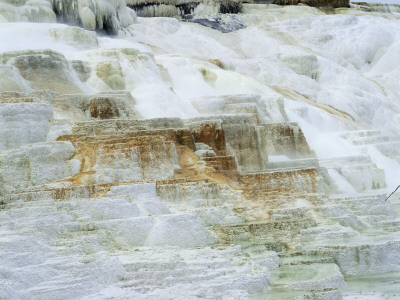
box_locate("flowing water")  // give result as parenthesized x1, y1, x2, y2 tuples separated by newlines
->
(1, 1, 400, 299)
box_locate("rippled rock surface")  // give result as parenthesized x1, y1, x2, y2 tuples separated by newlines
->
(1, 2, 400, 299)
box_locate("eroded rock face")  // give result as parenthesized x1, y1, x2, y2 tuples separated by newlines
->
(2, 84, 400, 299)
(0, 50, 83, 94)
(189, 94, 287, 124)
(265, 122, 315, 159)
(2, 4, 400, 299)
(0, 102, 53, 151)
(0, 141, 79, 195)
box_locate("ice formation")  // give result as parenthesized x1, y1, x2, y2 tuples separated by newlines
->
(1, 0, 400, 299)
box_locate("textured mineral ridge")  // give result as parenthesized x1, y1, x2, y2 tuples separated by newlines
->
(1, 1, 400, 299)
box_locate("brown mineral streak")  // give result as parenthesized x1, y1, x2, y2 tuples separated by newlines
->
(55, 113, 319, 192)
(52, 109, 322, 243)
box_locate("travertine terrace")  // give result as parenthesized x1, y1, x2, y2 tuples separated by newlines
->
(1, 0, 400, 299)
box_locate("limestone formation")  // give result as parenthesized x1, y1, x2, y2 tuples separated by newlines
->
(0, 0, 135, 33)
(1, 2, 400, 300)
(126, 0, 243, 18)
(49, 0, 136, 33)
(2, 82, 400, 297)
(0, 50, 86, 94)
(264, 0, 349, 7)
(127, 0, 349, 19)
(0, 0, 351, 35)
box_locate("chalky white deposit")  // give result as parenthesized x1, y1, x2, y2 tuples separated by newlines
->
(1, 1, 400, 299)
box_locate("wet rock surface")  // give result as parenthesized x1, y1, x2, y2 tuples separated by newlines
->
(188, 15, 246, 33)
(1, 2, 400, 300)
(2, 88, 400, 298)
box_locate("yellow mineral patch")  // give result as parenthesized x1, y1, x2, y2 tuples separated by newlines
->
(199, 67, 217, 85)
(96, 61, 125, 90)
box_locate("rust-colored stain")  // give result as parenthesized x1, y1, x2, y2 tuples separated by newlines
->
(51, 116, 321, 238)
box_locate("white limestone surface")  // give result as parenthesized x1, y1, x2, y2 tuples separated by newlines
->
(0, 103, 53, 150)
(0, 141, 79, 195)
(1, 2, 400, 300)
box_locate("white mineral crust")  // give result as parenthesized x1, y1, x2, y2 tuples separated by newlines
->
(1, 1, 400, 299)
